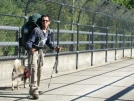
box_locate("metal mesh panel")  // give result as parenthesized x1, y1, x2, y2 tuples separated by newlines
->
(0, 0, 134, 60)
(0, 15, 25, 26)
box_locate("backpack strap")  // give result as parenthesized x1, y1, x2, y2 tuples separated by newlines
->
(36, 27, 42, 45)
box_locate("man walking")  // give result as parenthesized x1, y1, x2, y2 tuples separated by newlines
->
(26, 14, 61, 99)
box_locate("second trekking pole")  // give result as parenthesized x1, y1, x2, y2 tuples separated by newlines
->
(48, 50, 59, 88)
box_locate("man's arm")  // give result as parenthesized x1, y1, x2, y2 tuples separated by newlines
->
(26, 28, 38, 51)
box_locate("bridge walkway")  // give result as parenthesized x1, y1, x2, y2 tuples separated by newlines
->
(0, 59, 134, 101)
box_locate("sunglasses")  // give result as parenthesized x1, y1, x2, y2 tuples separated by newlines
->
(42, 20, 49, 22)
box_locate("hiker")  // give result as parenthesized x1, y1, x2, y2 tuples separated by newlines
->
(26, 14, 61, 99)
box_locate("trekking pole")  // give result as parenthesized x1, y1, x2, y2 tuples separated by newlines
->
(48, 50, 59, 88)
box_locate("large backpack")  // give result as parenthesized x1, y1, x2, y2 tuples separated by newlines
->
(19, 13, 42, 50)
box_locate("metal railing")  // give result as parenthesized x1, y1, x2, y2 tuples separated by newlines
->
(0, 0, 134, 65)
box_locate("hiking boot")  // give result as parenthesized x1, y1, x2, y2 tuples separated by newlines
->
(39, 91, 43, 95)
(32, 93, 39, 99)
(29, 88, 39, 99)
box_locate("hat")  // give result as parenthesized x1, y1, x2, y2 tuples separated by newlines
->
(29, 13, 41, 23)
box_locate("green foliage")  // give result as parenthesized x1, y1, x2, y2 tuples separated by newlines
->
(0, 0, 24, 26)
(0, 0, 133, 55)
(128, 0, 134, 9)
(110, 0, 134, 9)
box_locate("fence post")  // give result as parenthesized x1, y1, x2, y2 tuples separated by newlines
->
(91, 25, 94, 66)
(105, 27, 109, 62)
(123, 29, 125, 58)
(76, 23, 80, 69)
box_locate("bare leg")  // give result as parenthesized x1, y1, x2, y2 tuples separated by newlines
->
(17, 81, 20, 89)
(24, 78, 27, 88)
(12, 80, 14, 91)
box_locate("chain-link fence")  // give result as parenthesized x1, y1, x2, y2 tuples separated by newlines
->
(0, 14, 25, 60)
(0, 0, 134, 61)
